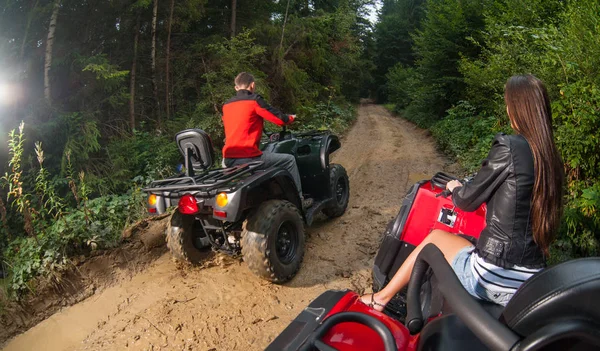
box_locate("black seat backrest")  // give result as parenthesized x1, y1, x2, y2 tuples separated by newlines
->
(175, 129, 215, 171)
(502, 257, 600, 337)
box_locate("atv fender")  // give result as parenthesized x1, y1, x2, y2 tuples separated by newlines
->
(235, 168, 302, 221)
(320, 134, 341, 170)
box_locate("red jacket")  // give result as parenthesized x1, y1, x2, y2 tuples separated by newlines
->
(222, 90, 294, 159)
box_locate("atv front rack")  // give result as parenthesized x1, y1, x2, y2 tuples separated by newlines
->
(144, 161, 263, 193)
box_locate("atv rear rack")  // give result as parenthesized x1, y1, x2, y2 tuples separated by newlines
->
(144, 161, 263, 193)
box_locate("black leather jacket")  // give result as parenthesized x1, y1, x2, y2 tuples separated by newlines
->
(452, 133, 545, 269)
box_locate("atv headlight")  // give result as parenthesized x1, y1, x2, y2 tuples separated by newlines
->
(216, 193, 228, 207)
(148, 194, 157, 206)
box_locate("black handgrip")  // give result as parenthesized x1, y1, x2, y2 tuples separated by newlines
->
(405, 244, 520, 351)
(431, 172, 459, 189)
(300, 312, 397, 351)
(435, 189, 452, 198)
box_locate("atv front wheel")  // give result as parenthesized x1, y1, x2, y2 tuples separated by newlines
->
(323, 163, 350, 218)
(166, 211, 210, 264)
(241, 200, 305, 283)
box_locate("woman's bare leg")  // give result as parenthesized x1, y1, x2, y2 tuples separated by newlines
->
(361, 229, 473, 311)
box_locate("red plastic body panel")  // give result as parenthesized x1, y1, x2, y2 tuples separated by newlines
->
(401, 182, 487, 247)
(320, 292, 415, 351)
(316, 183, 488, 350)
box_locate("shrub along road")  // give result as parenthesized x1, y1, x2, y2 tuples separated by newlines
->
(3, 104, 453, 351)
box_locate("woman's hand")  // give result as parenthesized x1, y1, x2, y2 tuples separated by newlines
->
(446, 180, 462, 193)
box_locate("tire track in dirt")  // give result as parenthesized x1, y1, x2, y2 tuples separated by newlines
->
(2, 104, 452, 351)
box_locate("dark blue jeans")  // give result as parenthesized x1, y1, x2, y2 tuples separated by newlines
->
(224, 152, 303, 195)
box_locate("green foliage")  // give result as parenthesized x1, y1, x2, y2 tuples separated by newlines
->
(34, 142, 65, 221)
(405, 0, 487, 123)
(99, 130, 180, 194)
(4, 188, 145, 296)
(561, 183, 600, 258)
(296, 101, 356, 134)
(58, 113, 101, 176)
(373, 0, 425, 101)
(81, 55, 130, 91)
(431, 101, 505, 171)
(386, 64, 416, 110)
(2, 123, 28, 215)
(1, 125, 147, 296)
(553, 82, 600, 181)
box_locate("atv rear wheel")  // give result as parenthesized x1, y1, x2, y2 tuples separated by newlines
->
(323, 163, 350, 218)
(166, 211, 210, 264)
(241, 200, 305, 283)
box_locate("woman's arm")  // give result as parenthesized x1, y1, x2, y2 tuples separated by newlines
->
(451, 134, 512, 212)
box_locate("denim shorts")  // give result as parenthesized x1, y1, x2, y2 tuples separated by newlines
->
(451, 246, 514, 307)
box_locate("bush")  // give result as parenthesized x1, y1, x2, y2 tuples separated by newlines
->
(431, 101, 509, 171)
(0, 124, 147, 297)
(99, 130, 180, 194)
(386, 64, 417, 110)
(295, 101, 356, 134)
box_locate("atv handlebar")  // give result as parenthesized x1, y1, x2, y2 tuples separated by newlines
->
(406, 244, 520, 351)
(435, 189, 452, 198)
(431, 172, 459, 189)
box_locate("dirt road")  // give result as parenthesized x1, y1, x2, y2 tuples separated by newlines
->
(3, 104, 451, 351)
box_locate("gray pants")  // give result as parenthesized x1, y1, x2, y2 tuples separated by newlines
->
(224, 152, 303, 194)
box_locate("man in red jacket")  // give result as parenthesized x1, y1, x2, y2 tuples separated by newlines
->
(222, 72, 311, 208)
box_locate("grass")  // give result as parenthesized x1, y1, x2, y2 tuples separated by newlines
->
(383, 104, 396, 112)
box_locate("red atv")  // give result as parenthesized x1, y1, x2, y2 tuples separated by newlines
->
(267, 173, 600, 351)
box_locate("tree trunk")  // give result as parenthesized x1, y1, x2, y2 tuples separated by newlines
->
(20, 0, 39, 59)
(129, 14, 141, 131)
(165, 0, 175, 121)
(44, 0, 60, 104)
(151, 0, 160, 128)
(230, 0, 237, 37)
(277, 0, 292, 76)
(279, 0, 291, 51)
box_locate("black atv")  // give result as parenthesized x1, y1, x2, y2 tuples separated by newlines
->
(144, 128, 349, 283)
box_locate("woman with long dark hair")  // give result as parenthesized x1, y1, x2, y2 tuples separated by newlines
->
(362, 75, 564, 309)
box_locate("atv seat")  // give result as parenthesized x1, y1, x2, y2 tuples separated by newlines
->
(413, 246, 600, 350)
(501, 257, 600, 349)
(176, 129, 215, 176)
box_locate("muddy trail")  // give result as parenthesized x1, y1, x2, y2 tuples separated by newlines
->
(3, 104, 454, 351)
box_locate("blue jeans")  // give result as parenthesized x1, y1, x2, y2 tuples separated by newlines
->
(224, 152, 303, 195)
(451, 246, 514, 306)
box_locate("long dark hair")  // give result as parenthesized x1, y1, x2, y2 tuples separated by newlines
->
(505, 75, 564, 256)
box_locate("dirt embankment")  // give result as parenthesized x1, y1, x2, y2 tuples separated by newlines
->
(0, 216, 170, 345)
(2, 104, 454, 351)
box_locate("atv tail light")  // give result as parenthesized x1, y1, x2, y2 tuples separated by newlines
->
(214, 210, 227, 218)
(148, 194, 157, 206)
(216, 193, 228, 207)
(179, 194, 199, 214)
(148, 207, 157, 214)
